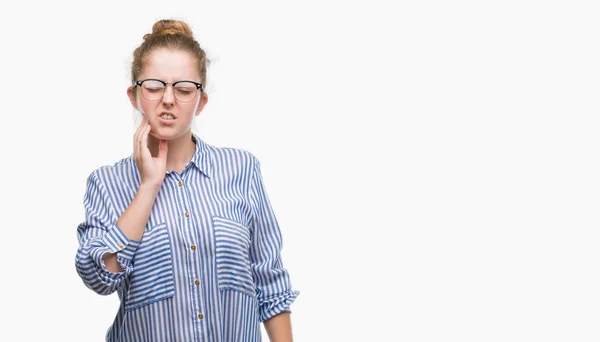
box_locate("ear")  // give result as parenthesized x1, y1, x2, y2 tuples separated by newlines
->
(195, 92, 209, 116)
(127, 86, 138, 110)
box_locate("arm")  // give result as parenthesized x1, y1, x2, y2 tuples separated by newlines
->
(102, 183, 160, 272)
(75, 171, 142, 295)
(264, 312, 293, 342)
(76, 119, 167, 292)
(76, 174, 161, 293)
(102, 119, 166, 272)
(247, 158, 300, 339)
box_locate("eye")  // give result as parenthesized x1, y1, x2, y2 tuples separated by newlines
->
(176, 88, 193, 95)
(145, 87, 164, 93)
(142, 80, 165, 92)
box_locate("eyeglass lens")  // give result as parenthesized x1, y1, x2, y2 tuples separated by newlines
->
(141, 80, 198, 102)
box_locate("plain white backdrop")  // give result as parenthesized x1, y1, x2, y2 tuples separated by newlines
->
(0, 0, 599, 341)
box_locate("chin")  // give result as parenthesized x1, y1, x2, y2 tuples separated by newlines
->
(150, 128, 189, 141)
(149, 130, 173, 140)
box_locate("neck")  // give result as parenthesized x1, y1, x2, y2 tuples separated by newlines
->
(147, 131, 196, 173)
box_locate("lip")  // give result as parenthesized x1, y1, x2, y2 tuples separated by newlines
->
(158, 112, 176, 125)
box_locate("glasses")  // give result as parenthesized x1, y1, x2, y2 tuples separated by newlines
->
(133, 79, 203, 103)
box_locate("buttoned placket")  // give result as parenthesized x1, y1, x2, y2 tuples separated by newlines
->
(172, 165, 208, 340)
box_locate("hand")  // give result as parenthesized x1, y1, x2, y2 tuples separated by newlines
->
(133, 117, 168, 189)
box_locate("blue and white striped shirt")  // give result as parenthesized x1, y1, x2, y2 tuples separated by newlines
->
(75, 133, 299, 342)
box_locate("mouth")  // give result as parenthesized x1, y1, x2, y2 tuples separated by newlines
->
(159, 112, 176, 121)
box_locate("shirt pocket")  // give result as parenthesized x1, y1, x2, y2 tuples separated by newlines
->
(124, 222, 175, 312)
(212, 215, 256, 297)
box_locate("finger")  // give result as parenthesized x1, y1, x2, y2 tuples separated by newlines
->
(141, 123, 151, 157)
(135, 116, 146, 137)
(138, 123, 148, 160)
(157, 139, 168, 160)
(134, 117, 146, 156)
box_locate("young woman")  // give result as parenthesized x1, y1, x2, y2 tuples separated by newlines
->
(75, 19, 299, 342)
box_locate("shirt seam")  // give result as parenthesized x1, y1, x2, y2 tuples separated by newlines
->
(246, 156, 258, 229)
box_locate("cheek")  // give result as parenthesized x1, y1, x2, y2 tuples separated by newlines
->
(137, 98, 156, 118)
(191, 96, 202, 114)
(136, 96, 145, 114)
(181, 102, 200, 117)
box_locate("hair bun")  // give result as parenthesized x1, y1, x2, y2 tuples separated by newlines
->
(143, 19, 194, 40)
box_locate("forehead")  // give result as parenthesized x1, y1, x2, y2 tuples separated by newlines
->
(140, 48, 201, 81)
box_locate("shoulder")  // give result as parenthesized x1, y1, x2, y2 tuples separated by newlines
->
(207, 143, 260, 174)
(85, 155, 135, 187)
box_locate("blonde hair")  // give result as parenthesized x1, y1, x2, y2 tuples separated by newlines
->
(130, 19, 210, 98)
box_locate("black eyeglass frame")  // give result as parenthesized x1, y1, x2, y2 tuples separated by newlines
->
(133, 78, 204, 101)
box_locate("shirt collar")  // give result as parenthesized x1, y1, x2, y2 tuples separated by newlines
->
(189, 133, 213, 178)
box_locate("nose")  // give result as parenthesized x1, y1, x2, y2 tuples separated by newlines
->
(161, 84, 175, 105)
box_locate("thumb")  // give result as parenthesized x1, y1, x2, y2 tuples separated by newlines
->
(158, 139, 168, 160)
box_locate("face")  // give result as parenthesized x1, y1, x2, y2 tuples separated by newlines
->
(127, 48, 208, 140)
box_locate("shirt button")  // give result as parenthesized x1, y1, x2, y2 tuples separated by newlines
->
(184, 211, 190, 217)
(194, 279, 200, 286)
(191, 244, 197, 251)
(118, 244, 124, 249)
(178, 181, 183, 187)
(198, 313, 204, 319)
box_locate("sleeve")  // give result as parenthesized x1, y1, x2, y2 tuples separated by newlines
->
(248, 158, 300, 322)
(74, 170, 141, 296)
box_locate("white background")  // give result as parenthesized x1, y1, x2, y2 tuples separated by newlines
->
(0, 0, 599, 341)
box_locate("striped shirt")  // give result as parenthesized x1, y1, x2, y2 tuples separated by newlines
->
(75, 133, 299, 342)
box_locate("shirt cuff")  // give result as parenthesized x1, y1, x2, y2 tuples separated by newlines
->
(98, 223, 141, 274)
(259, 289, 300, 322)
